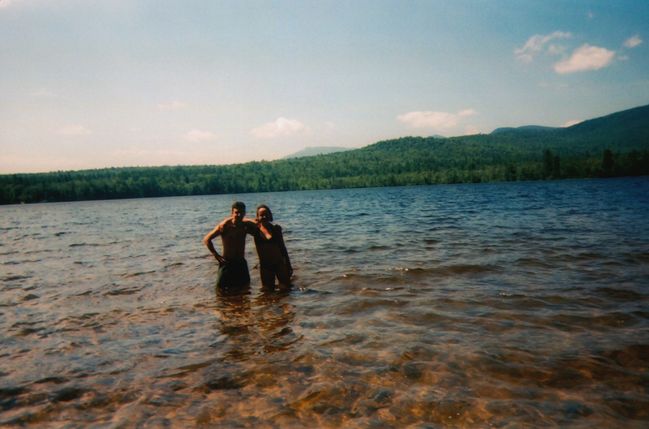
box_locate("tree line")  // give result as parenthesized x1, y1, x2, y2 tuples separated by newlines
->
(1, 141, 647, 205)
(6, 103, 648, 204)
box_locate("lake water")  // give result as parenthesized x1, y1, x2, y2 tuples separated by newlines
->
(1, 177, 649, 428)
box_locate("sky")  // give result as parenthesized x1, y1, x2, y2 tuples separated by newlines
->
(1, 0, 648, 174)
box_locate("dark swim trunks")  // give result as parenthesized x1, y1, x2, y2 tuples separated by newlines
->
(216, 258, 250, 288)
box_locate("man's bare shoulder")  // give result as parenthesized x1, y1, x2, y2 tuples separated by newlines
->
(216, 218, 233, 230)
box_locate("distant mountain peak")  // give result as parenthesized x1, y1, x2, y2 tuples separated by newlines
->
(283, 146, 350, 159)
(490, 125, 558, 135)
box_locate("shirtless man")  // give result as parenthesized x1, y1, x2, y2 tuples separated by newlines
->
(202, 201, 256, 288)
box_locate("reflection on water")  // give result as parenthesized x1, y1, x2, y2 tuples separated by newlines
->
(215, 285, 299, 362)
(1, 177, 648, 427)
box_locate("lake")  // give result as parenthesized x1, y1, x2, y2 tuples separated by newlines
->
(1, 177, 649, 428)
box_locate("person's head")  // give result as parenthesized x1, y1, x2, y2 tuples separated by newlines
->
(256, 204, 273, 222)
(231, 201, 246, 222)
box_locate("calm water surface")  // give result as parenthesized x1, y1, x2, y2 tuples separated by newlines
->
(1, 178, 649, 428)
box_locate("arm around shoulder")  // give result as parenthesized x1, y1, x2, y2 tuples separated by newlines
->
(244, 219, 259, 236)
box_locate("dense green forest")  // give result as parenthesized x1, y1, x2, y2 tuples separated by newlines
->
(1, 104, 648, 205)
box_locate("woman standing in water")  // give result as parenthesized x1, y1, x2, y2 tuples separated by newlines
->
(253, 205, 293, 289)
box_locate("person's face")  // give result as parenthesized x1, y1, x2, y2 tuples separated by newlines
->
(257, 207, 270, 223)
(231, 207, 244, 223)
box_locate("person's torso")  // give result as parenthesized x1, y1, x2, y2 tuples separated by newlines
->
(221, 221, 249, 260)
(254, 225, 284, 265)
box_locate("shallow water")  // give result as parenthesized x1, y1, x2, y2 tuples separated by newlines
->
(1, 177, 649, 428)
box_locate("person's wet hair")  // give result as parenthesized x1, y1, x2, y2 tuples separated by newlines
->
(232, 201, 246, 212)
(256, 204, 273, 222)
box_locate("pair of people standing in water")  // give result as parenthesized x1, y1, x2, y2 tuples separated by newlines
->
(202, 201, 293, 290)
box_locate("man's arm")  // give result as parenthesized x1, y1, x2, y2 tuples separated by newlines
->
(202, 222, 225, 264)
(244, 219, 260, 237)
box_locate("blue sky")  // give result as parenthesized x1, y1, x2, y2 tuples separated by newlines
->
(1, 0, 647, 173)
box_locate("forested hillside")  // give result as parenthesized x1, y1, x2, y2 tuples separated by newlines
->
(1, 104, 648, 204)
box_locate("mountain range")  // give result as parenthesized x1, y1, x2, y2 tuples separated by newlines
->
(1, 103, 648, 204)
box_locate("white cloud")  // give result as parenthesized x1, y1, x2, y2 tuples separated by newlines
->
(563, 119, 582, 127)
(397, 109, 476, 130)
(184, 129, 216, 142)
(554, 44, 615, 74)
(157, 100, 188, 111)
(457, 109, 476, 117)
(57, 124, 92, 136)
(624, 35, 642, 49)
(0, 0, 14, 9)
(547, 44, 567, 56)
(515, 31, 572, 63)
(251, 117, 307, 139)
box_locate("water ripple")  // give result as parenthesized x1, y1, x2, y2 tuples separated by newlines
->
(0, 178, 648, 427)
